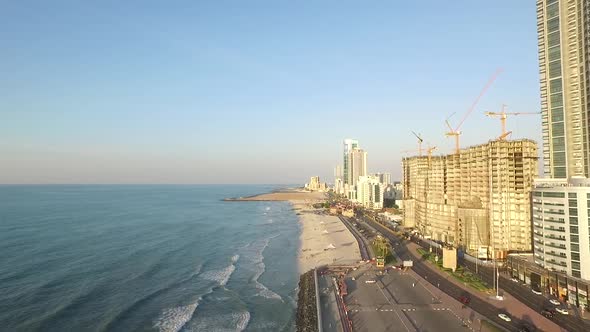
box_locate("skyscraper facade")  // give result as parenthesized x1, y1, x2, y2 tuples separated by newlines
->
(537, 0, 590, 178)
(343, 139, 359, 185)
(532, 0, 590, 284)
(349, 148, 367, 187)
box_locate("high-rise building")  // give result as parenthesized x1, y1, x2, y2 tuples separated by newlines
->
(343, 139, 359, 185)
(373, 172, 391, 185)
(403, 139, 538, 255)
(532, 0, 590, 284)
(532, 177, 590, 280)
(348, 148, 367, 186)
(356, 175, 384, 209)
(537, 0, 590, 178)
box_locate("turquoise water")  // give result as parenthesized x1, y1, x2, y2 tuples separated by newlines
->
(0, 185, 300, 332)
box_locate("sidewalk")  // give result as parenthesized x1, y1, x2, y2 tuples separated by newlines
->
(405, 242, 565, 332)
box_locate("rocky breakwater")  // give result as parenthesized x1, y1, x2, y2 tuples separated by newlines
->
(296, 269, 318, 332)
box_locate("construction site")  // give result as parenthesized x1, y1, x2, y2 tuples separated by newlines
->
(402, 70, 540, 258)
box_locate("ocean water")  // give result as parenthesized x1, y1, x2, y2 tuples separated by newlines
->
(0, 185, 300, 332)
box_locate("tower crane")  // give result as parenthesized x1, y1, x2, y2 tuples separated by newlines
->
(411, 131, 424, 156)
(484, 104, 541, 140)
(445, 68, 503, 154)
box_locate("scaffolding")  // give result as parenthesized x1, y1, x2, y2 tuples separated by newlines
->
(402, 139, 538, 256)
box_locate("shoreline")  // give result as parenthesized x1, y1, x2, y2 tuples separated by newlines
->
(223, 189, 322, 202)
(292, 200, 361, 275)
(224, 189, 361, 275)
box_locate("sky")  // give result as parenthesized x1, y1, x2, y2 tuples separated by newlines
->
(1, 1, 542, 184)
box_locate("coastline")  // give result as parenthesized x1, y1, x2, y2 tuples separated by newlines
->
(225, 190, 361, 275)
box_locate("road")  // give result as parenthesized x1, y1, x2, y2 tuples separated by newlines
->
(344, 264, 485, 332)
(338, 215, 371, 260)
(356, 216, 563, 332)
(461, 259, 590, 332)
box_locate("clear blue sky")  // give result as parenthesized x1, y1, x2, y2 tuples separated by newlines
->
(1, 1, 541, 184)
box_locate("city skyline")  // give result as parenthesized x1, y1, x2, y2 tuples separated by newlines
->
(2, 1, 542, 184)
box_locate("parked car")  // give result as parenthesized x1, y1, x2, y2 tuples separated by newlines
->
(498, 313, 511, 322)
(365, 280, 376, 284)
(549, 299, 560, 306)
(511, 277, 519, 282)
(532, 289, 543, 295)
(556, 307, 569, 315)
(541, 309, 555, 318)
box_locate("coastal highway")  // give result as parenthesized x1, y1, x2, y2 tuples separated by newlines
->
(356, 216, 542, 332)
(338, 215, 371, 261)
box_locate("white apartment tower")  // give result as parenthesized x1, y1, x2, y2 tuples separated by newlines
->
(343, 139, 359, 185)
(349, 148, 367, 187)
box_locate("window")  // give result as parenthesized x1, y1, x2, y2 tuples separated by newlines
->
(548, 32, 561, 48)
(554, 167, 566, 178)
(570, 216, 578, 225)
(572, 270, 581, 278)
(569, 199, 578, 207)
(550, 79, 563, 94)
(572, 262, 581, 270)
(548, 47, 561, 61)
(571, 252, 580, 261)
(544, 192, 565, 198)
(553, 151, 566, 165)
(569, 208, 578, 216)
(551, 108, 564, 122)
(552, 122, 565, 136)
(547, 3, 559, 19)
(571, 243, 579, 252)
(551, 93, 563, 107)
(570, 226, 579, 234)
(568, 193, 577, 198)
(547, 17, 560, 33)
(571, 234, 579, 243)
(549, 61, 562, 77)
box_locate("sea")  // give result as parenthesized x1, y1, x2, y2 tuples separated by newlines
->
(0, 185, 301, 332)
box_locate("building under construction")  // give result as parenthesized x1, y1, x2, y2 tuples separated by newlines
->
(403, 139, 538, 257)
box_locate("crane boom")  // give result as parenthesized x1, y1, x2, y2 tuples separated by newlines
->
(455, 68, 503, 131)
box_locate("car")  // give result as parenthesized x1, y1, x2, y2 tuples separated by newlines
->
(532, 289, 543, 295)
(511, 277, 519, 282)
(498, 313, 511, 322)
(458, 296, 471, 304)
(541, 309, 555, 318)
(351, 277, 356, 281)
(556, 307, 569, 315)
(549, 299, 560, 306)
(365, 280, 376, 284)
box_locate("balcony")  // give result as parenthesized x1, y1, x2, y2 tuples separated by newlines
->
(545, 251, 567, 259)
(545, 242, 566, 250)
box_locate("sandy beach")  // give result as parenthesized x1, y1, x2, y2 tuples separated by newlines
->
(292, 201, 361, 274)
(227, 190, 361, 274)
(225, 190, 326, 202)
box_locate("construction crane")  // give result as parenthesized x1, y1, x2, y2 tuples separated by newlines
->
(445, 68, 503, 154)
(484, 104, 541, 140)
(411, 131, 424, 156)
(426, 146, 437, 166)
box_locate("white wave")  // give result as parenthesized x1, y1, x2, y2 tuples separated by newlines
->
(234, 311, 251, 331)
(153, 300, 200, 332)
(184, 310, 251, 332)
(265, 206, 271, 211)
(200, 264, 236, 286)
(199, 254, 240, 286)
